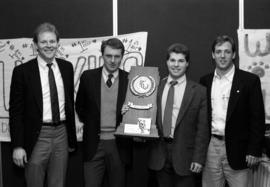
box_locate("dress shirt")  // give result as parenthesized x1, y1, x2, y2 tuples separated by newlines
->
(162, 75, 187, 137)
(102, 67, 119, 84)
(211, 65, 235, 136)
(37, 56, 66, 122)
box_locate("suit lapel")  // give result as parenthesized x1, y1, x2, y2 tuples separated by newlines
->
(157, 78, 167, 135)
(205, 74, 214, 102)
(94, 68, 102, 111)
(29, 59, 43, 113)
(57, 60, 69, 103)
(116, 70, 126, 117)
(226, 69, 242, 121)
(175, 80, 194, 127)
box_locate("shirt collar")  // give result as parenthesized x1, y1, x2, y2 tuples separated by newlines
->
(167, 74, 186, 85)
(102, 67, 119, 79)
(214, 64, 235, 82)
(37, 56, 57, 70)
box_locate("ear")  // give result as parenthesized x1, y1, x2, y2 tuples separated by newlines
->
(212, 52, 215, 59)
(232, 52, 236, 59)
(33, 42, 38, 51)
(166, 59, 170, 67)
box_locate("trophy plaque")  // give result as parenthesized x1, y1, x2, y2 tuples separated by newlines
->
(115, 66, 160, 138)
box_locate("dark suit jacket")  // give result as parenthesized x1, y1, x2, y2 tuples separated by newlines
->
(148, 78, 210, 176)
(9, 58, 77, 157)
(75, 67, 132, 165)
(200, 68, 266, 170)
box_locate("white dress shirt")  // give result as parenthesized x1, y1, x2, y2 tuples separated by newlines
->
(211, 65, 235, 136)
(102, 67, 119, 84)
(162, 75, 187, 137)
(37, 56, 66, 122)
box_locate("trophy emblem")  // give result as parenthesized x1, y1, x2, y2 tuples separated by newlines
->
(130, 75, 156, 97)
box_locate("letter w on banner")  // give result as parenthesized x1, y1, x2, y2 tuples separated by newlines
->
(238, 29, 270, 123)
(0, 32, 148, 141)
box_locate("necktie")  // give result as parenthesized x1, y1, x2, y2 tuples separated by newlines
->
(47, 63, 60, 123)
(106, 74, 113, 87)
(163, 80, 178, 137)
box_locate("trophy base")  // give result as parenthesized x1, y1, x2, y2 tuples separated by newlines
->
(114, 123, 159, 139)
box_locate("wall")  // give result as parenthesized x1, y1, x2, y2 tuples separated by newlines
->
(1, 0, 270, 186)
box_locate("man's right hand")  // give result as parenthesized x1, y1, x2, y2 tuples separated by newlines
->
(13, 147, 27, 167)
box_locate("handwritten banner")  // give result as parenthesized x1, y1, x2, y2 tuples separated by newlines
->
(0, 32, 148, 141)
(238, 29, 270, 123)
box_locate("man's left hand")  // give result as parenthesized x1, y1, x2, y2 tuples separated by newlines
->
(246, 155, 260, 168)
(190, 162, 202, 173)
(121, 104, 129, 115)
(68, 148, 76, 152)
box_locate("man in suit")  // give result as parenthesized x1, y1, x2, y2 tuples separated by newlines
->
(200, 35, 266, 187)
(75, 38, 132, 187)
(9, 23, 77, 187)
(148, 43, 210, 187)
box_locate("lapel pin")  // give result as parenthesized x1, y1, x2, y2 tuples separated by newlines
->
(237, 90, 240, 93)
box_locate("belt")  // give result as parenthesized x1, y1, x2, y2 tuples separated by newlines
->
(163, 137, 174, 144)
(42, 120, 66, 127)
(212, 134, 225, 141)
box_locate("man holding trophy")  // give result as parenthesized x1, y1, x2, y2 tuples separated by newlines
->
(148, 43, 210, 187)
(76, 38, 132, 187)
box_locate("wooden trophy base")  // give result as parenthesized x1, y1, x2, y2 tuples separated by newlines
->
(115, 123, 159, 139)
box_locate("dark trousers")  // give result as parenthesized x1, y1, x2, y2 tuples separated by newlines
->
(84, 139, 125, 187)
(25, 124, 68, 187)
(156, 142, 195, 187)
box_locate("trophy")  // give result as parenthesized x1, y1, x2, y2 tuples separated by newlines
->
(115, 66, 159, 138)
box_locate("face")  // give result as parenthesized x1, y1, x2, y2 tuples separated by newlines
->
(212, 41, 235, 74)
(35, 31, 58, 63)
(167, 52, 189, 79)
(102, 46, 123, 73)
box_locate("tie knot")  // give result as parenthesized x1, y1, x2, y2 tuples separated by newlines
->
(170, 80, 178, 86)
(108, 74, 113, 79)
(47, 63, 53, 69)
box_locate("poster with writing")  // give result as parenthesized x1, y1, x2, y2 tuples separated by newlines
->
(0, 32, 148, 141)
(238, 29, 270, 123)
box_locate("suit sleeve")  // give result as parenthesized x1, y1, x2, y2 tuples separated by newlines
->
(68, 63, 77, 149)
(75, 73, 86, 123)
(199, 76, 206, 87)
(192, 86, 210, 165)
(247, 76, 266, 157)
(9, 66, 25, 149)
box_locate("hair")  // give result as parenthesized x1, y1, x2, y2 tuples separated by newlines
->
(211, 35, 236, 53)
(166, 43, 190, 62)
(101, 38, 125, 56)
(33, 22, 60, 44)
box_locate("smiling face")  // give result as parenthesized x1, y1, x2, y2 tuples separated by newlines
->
(212, 41, 235, 75)
(35, 31, 59, 63)
(102, 46, 123, 73)
(167, 52, 189, 79)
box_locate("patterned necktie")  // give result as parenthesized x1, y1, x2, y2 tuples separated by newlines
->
(163, 80, 178, 137)
(106, 74, 113, 87)
(47, 63, 60, 123)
